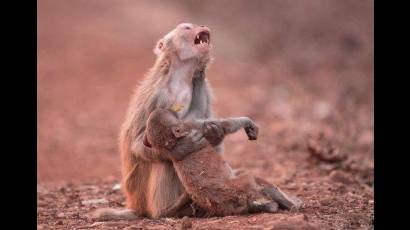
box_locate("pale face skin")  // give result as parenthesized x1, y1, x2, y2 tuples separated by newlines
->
(155, 23, 212, 61)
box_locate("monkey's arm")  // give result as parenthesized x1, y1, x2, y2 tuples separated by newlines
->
(219, 117, 259, 140)
(191, 117, 259, 141)
(131, 137, 170, 162)
(187, 119, 225, 147)
(136, 129, 209, 162)
(170, 129, 209, 161)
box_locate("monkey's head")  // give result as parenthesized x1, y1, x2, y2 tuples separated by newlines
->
(144, 109, 190, 150)
(154, 23, 211, 62)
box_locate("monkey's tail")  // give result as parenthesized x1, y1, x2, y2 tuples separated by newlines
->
(89, 208, 140, 221)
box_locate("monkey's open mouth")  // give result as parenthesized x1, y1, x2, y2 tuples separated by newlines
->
(195, 31, 210, 45)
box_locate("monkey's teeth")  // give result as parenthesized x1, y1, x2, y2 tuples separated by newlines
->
(200, 40, 203, 44)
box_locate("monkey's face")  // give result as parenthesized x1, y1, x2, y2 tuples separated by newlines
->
(154, 23, 211, 61)
(145, 109, 190, 150)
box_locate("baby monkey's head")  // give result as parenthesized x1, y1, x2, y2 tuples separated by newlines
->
(144, 109, 190, 150)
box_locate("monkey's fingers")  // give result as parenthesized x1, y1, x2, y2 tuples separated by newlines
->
(247, 132, 257, 140)
(203, 121, 224, 145)
(188, 130, 204, 142)
(190, 130, 208, 149)
(245, 127, 258, 140)
(204, 121, 218, 133)
(253, 125, 259, 137)
(209, 123, 224, 138)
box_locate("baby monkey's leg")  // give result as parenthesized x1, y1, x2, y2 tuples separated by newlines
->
(249, 199, 279, 213)
(255, 177, 302, 211)
(158, 192, 192, 217)
(231, 174, 279, 213)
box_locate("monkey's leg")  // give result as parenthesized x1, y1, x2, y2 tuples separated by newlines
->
(159, 192, 192, 217)
(90, 208, 139, 221)
(249, 199, 279, 213)
(255, 177, 302, 211)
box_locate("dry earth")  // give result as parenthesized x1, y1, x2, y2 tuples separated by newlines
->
(38, 1, 373, 229)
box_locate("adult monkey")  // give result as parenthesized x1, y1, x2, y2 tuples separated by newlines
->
(119, 23, 225, 218)
(91, 23, 300, 220)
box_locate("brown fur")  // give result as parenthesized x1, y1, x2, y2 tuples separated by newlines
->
(92, 23, 300, 220)
(118, 23, 223, 218)
(144, 109, 279, 216)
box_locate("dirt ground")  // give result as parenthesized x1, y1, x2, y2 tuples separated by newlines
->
(38, 1, 373, 229)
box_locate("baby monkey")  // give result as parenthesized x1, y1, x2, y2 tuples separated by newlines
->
(143, 109, 301, 217)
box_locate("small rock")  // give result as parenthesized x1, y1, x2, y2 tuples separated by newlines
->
(329, 170, 355, 184)
(320, 196, 334, 206)
(59, 187, 67, 194)
(359, 130, 373, 145)
(112, 183, 121, 191)
(123, 226, 143, 230)
(81, 198, 109, 205)
(266, 214, 319, 230)
(69, 194, 80, 200)
(37, 185, 48, 194)
(285, 183, 299, 190)
(307, 134, 346, 163)
(56, 220, 63, 225)
(318, 164, 337, 172)
(56, 212, 65, 218)
(180, 216, 192, 230)
(314, 101, 331, 119)
(89, 222, 104, 227)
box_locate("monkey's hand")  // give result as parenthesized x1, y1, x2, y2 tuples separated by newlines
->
(243, 118, 259, 140)
(171, 129, 209, 161)
(203, 121, 225, 146)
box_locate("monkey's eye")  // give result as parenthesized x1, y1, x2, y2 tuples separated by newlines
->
(175, 128, 180, 132)
(184, 26, 191, 30)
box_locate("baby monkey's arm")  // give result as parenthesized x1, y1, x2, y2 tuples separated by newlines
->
(219, 117, 259, 140)
(192, 117, 259, 141)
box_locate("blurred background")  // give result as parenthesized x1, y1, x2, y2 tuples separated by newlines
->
(37, 0, 373, 184)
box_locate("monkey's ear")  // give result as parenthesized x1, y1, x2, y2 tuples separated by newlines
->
(143, 133, 152, 148)
(171, 125, 189, 138)
(153, 39, 165, 56)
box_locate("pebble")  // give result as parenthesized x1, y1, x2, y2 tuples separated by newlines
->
(180, 216, 192, 230)
(89, 222, 104, 227)
(112, 183, 121, 191)
(320, 196, 334, 206)
(329, 170, 355, 184)
(81, 198, 108, 205)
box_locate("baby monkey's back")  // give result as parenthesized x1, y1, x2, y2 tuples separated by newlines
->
(145, 108, 278, 216)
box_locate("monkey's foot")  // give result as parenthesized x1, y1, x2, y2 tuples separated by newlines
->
(249, 199, 279, 213)
(261, 186, 303, 211)
(89, 208, 139, 221)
